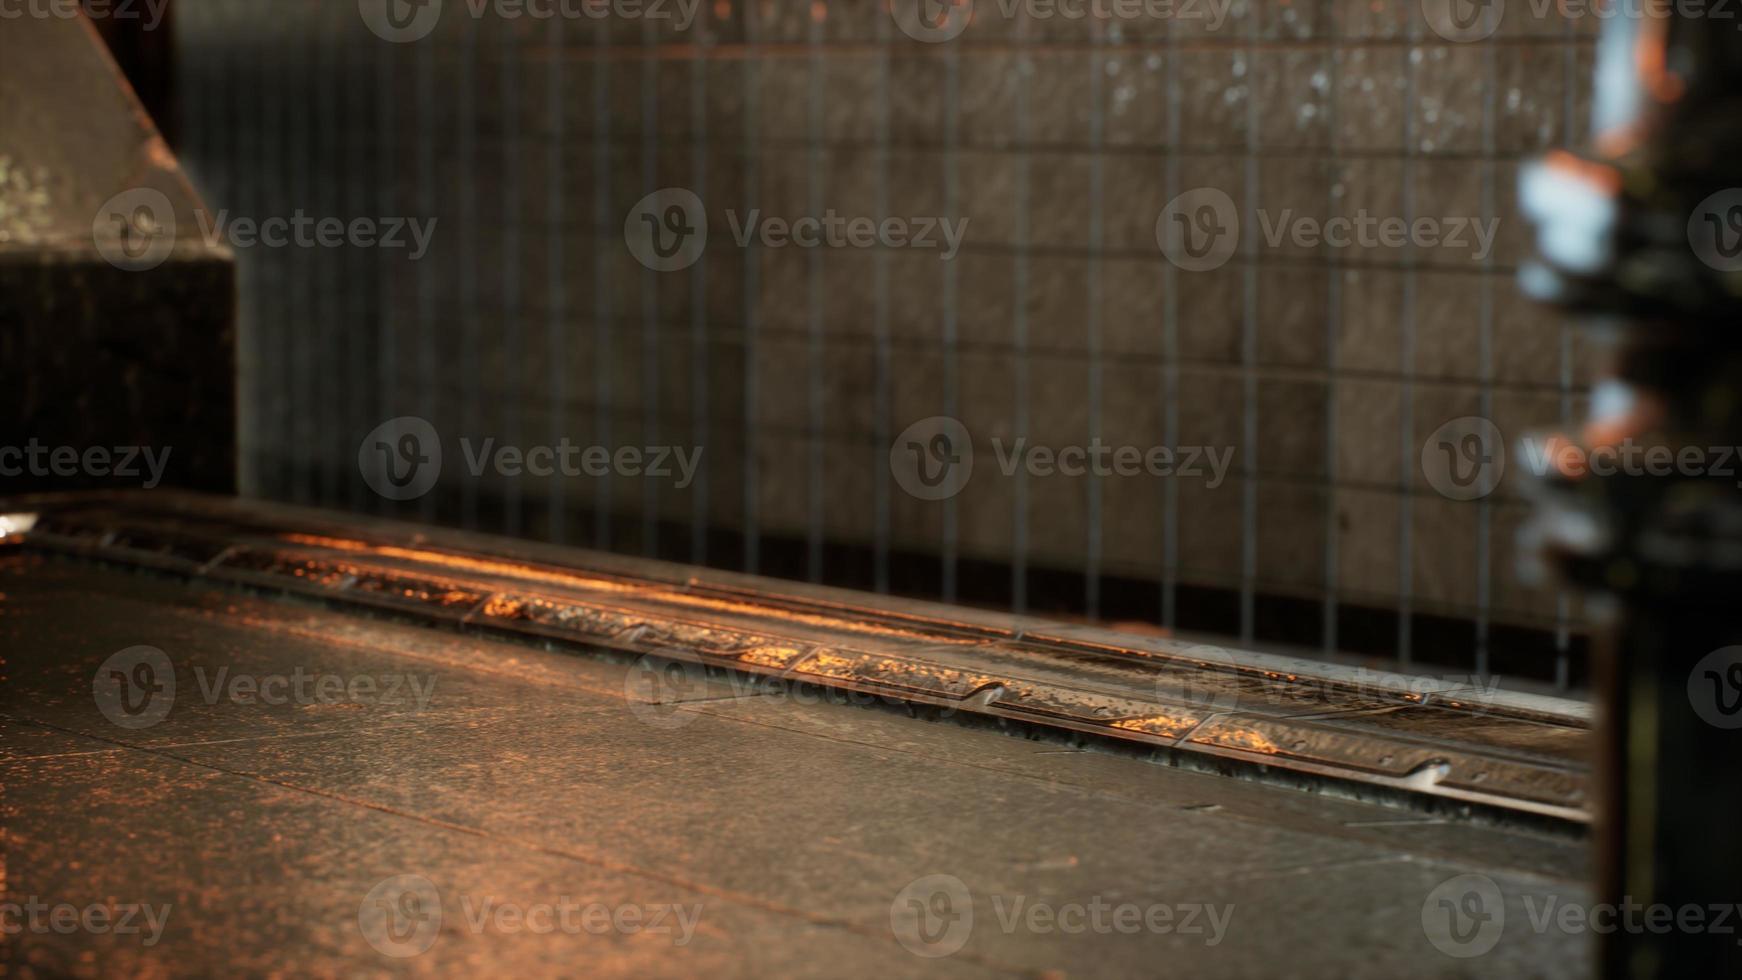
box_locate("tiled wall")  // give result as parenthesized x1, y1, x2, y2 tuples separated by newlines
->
(174, 0, 1598, 681)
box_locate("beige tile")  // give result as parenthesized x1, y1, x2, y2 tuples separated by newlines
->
(1335, 487, 1402, 598)
(1258, 378, 1330, 479)
(1257, 480, 1328, 590)
(1335, 378, 1406, 486)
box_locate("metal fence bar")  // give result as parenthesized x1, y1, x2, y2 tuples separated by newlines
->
(807, 7, 825, 582)
(742, 3, 761, 574)
(689, 20, 711, 564)
(1323, 20, 1344, 658)
(1085, 17, 1107, 620)
(502, 16, 524, 538)
(548, 15, 569, 543)
(161, 0, 1605, 697)
(641, 16, 660, 556)
(873, 9, 893, 595)
(1397, 28, 1420, 670)
(591, 23, 613, 549)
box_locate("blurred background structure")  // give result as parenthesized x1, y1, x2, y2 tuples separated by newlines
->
(159, 0, 1595, 685)
(3, 8, 1663, 976)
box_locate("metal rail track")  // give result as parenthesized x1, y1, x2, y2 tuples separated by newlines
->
(3, 491, 1592, 824)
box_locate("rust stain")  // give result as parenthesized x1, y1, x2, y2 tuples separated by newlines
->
(277, 533, 983, 647)
(1110, 714, 1194, 738)
(737, 645, 806, 669)
(1191, 725, 1283, 755)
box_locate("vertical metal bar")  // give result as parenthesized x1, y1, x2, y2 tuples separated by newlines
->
(1554, 14, 1578, 692)
(376, 7, 399, 515)
(264, 8, 287, 501)
(1085, 16, 1105, 620)
(591, 22, 614, 548)
(416, 18, 438, 524)
(1477, 38, 1498, 683)
(347, 2, 369, 514)
(290, 8, 313, 506)
(502, 15, 524, 537)
(458, 19, 479, 530)
(873, 9, 893, 594)
(1239, 26, 1259, 647)
(689, 20, 711, 564)
(1161, 21, 1180, 631)
(1322, 28, 1342, 657)
(941, 35, 960, 604)
(1012, 21, 1032, 614)
(548, 15, 568, 542)
(1397, 36, 1419, 669)
(806, 5, 825, 582)
(642, 17, 661, 556)
(317, 3, 339, 507)
(229, 1, 263, 499)
(742, 3, 761, 574)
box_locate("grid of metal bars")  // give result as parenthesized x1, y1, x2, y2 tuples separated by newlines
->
(172, 0, 1594, 691)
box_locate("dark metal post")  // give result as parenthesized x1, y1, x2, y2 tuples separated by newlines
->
(1520, 11, 1742, 979)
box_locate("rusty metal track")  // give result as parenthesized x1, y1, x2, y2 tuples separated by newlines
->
(2, 492, 1592, 823)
